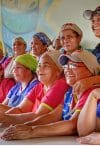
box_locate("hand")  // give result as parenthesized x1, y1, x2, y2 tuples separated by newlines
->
(77, 132, 100, 144)
(1, 124, 32, 140)
(73, 78, 93, 95)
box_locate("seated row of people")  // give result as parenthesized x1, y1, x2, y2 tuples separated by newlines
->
(0, 47, 99, 140)
(0, 5, 99, 145)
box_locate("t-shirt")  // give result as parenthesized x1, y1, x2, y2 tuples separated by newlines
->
(97, 100, 100, 117)
(0, 78, 15, 103)
(75, 86, 100, 111)
(92, 43, 100, 64)
(62, 86, 100, 120)
(62, 87, 73, 120)
(7, 79, 39, 107)
(27, 78, 69, 112)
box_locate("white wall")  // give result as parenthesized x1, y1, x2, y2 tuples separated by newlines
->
(0, 0, 100, 51)
(38, 0, 100, 49)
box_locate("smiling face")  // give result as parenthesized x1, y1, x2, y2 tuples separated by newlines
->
(36, 54, 61, 86)
(60, 29, 81, 53)
(30, 37, 47, 58)
(12, 40, 26, 56)
(64, 61, 92, 86)
(92, 14, 100, 38)
(12, 62, 32, 82)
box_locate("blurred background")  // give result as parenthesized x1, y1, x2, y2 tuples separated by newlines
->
(0, 0, 100, 55)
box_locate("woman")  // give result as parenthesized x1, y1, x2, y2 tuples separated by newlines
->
(73, 6, 100, 95)
(0, 50, 68, 125)
(0, 54, 39, 112)
(3, 37, 27, 78)
(30, 32, 51, 60)
(59, 23, 83, 55)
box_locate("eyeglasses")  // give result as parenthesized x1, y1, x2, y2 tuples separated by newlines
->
(63, 62, 85, 69)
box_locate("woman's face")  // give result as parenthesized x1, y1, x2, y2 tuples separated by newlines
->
(60, 29, 81, 53)
(52, 38, 62, 50)
(31, 37, 47, 57)
(64, 61, 92, 86)
(13, 62, 31, 82)
(12, 41, 26, 56)
(92, 14, 100, 38)
(36, 54, 60, 86)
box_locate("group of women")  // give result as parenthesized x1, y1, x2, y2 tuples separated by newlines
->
(0, 6, 99, 145)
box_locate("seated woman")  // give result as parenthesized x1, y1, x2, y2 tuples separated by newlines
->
(0, 64, 15, 103)
(73, 6, 100, 95)
(0, 54, 39, 112)
(0, 50, 68, 124)
(0, 48, 100, 140)
(30, 32, 51, 60)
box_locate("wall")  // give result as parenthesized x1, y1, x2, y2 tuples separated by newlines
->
(0, 0, 100, 54)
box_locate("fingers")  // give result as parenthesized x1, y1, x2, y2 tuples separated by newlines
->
(0, 125, 16, 140)
(73, 83, 81, 95)
(76, 137, 89, 144)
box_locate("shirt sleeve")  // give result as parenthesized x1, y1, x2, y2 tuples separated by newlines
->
(41, 78, 69, 109)
(27, 82, 43, 103)
(75, 87, 98, 112)
(0, 78, 15, 102)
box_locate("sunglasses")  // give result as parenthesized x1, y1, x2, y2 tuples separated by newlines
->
(83, 10, 100, 20)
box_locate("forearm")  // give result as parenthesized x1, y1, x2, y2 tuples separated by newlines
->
(77, 93, 97, 136)
(0, 104, 11, 113)
(31, 119, 77, 137)
(25, 105, 62, 126)
(7, 112, 38, 124)
(0, 112, 37, 125)
(5, 107, 22, 114)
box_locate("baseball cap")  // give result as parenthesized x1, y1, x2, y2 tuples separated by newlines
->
(60, 23, 83, 37)
(59, 49, 100, 75)
(83, 6, 100, 20)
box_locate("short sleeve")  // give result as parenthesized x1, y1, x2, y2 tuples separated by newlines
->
(75, 87, 99, 111)
(27, 82, 44, 103)
(41, 78, 69, 109)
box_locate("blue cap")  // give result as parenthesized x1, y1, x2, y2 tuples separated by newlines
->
(59, 55, 69, 66)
